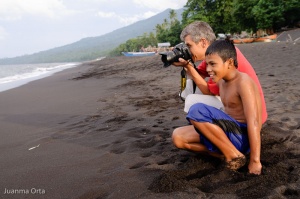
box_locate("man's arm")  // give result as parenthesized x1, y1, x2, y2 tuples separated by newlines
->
(184, 62, 212, 94)
(173, 58, 214, 95)
(239, 76, 262, 175)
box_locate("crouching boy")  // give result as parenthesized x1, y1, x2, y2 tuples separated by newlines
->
(186, 40, 263, 175)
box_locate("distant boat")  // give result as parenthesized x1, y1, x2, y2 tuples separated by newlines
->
(233, 38, 255, 44)
(122, 52, 156, 57)
(254, 34, 277, 42)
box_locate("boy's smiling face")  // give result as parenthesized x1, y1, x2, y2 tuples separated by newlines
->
(205, 53, 229, 82)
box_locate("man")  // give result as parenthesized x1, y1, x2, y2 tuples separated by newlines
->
(171, 21, 266, 175)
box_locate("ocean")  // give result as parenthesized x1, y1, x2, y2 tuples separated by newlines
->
(0, 62, 80, 92)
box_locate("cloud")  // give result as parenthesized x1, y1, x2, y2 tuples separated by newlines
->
(0, 26, 8, 40)
(0, 0, 75, 21)
(0, 0, 187, 21)
(95, 10, 157, 26)
(118, 14, 145, 26)
(0, 0, 188, 58)
(143, 11, 157, 19)
(93, 0, 186, 26)
(95, 11, 117, 18)
(133, 0, 186, 11)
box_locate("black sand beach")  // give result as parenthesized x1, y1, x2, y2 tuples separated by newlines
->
(0, 40, 299, 199)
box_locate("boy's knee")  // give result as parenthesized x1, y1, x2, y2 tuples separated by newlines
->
(172, 128, 185, 149)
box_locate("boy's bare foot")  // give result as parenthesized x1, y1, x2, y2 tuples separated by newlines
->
(224, 156, 246, 170)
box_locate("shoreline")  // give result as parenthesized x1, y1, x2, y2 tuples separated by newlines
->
(0, 42, 299, 198)
(0, 62, 80, 92)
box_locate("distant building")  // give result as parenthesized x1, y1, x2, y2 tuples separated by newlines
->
(157, 42, 171, 52)
(158, 42, 171, 47)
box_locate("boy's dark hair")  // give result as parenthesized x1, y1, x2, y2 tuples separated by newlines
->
(205, 39, 238, 68)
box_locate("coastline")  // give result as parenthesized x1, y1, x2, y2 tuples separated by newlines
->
(0, 62, 80, 92)
(0, 42, 299, 198)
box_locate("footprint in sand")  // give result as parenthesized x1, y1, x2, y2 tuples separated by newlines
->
(110, 145, 127, 154)
(129, 162, 149, 169)
(140, 152, 152, 158)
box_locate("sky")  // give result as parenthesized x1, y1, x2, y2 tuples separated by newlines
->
(0, 0, 187, 59)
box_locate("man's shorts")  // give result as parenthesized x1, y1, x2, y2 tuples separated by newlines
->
(186, 103, 250, 154)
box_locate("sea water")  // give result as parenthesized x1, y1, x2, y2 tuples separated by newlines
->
(0, 62, 80, 92)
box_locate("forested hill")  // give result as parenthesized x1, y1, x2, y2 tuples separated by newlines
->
(0, 8, 183, 65)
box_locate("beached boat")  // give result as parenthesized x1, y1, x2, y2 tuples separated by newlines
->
(122, 52, 156, 57)
(233, 38, 255, 44)
(254, 34, 277, 42)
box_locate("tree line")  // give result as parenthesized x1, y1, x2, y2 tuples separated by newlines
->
(109, 0, 300, 56)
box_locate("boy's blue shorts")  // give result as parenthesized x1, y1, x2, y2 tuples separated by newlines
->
(186, 103, 250, 154)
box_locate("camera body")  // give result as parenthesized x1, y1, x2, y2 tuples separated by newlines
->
(159, 42, 193, 67)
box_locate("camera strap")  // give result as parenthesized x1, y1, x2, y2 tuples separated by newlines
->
(192, 80, 196, 94)
(180, 67, 187, 101)
(192, 62, 197, 94)
(179, 61, 197, 101)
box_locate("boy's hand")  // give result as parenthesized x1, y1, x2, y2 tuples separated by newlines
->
(248, 161, 262, 175)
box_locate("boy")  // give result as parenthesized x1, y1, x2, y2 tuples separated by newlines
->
(186, 40, 262, 174)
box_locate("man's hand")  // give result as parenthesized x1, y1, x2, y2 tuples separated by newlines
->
(172, 58, 190, 67)
(248, 161, 262, 175)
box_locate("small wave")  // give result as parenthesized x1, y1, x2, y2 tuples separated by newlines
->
(0, 63, 79, 92)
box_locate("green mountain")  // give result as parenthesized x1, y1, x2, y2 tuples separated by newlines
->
(0, 8, 183, 65)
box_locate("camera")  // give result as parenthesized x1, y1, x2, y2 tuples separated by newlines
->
(159, 42, 193, 67)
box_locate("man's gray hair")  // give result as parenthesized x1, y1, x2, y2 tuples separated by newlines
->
(180, 21, 216, 44)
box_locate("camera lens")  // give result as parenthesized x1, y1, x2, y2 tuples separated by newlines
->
(160, 51, 177, 67)
(159, 42, 193, 67)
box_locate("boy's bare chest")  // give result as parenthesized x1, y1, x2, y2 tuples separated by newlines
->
(219, 82, 241, 108)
